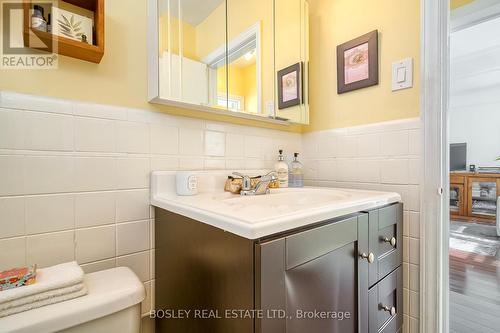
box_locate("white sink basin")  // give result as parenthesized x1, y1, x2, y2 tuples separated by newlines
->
(222, 188, 350, 205)
(150, 171, 401, 239)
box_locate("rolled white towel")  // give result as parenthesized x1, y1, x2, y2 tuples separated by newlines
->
(0, 285, 88, 318)
(0, 261, 84, 305)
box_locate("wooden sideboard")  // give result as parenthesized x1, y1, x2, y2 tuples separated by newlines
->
(450, 172, 500, 223)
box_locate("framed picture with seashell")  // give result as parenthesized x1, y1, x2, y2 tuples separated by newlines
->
(277, 62, 302, 110)
(337, 30, 378, 94)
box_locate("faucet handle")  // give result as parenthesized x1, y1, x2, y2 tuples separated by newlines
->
(232, 172, 252, 190)
(261, 171, 278, 181)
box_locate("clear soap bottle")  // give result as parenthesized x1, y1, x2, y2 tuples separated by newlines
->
(289, 153, 304, 188)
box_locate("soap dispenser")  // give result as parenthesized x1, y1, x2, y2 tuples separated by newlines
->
(289, 153, 304, 188)
(275, 150, 289, 188)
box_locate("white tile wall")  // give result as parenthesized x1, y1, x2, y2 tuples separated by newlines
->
(76, 225, 116, 263)
(0, 156, 26, 195)
(26, 231, 75, 267)
(0, 91, 301, 319)
(25, 194, 75, 234)
(302, 118, 422, 333)
(116, 220, 150, 256)
(0, 197, 25, 238)
(75, 192, 115, 228)
(0, 92, 420, 329)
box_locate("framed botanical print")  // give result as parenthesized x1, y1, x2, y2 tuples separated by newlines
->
(337, 30, 378, 94)
(277, 62, 302, 109)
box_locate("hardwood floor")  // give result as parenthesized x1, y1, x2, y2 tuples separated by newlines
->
(449, 222, 500, 333)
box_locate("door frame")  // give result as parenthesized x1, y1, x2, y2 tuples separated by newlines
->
(420, 0, 450, 332)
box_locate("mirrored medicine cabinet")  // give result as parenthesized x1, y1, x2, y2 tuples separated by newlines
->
(148, 0, 309, 124)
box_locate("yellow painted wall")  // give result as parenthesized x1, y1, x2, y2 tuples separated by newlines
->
(304, 0, 420, 132)
(0, 0, 422, 133)
(195, 3, 226, 60)
(217, 65, 244, 97)
(159, 15, 197, 60)
(242, 64, 257, 113)
(216, 63, 257, 113)
(197, 0, 274, 115)
(451, 0, 475, 10)
(0, 0, 299, 132)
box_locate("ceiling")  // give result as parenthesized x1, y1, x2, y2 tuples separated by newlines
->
(159, 0, 224, 26)
(451, 15, 500, 59)
(450, 16, 500, 94)
(451, 0, 500, 31)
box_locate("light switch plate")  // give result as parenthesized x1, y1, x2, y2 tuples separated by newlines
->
(392, 58, 413, 91)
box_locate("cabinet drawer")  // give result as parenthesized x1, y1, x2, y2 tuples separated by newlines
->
(286, 216, 357, 269)
(368, 267, 402, 333)
(368, 203, 403, 287)
(450, 175, 465, 184)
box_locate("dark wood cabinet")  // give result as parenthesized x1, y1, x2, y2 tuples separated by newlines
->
(367, 204, 403, 288)
(368, 267, 403, 333)
(360, 203, 403, 333)
(257, 216, 359, 332)
(155, 202, 403, 333)
(450, 172, 499, 223)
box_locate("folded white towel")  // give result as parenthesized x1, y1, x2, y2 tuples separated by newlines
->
(0, 285, 87, 318)
(0, 283, 85, 311)
(0, 261, 84, 305)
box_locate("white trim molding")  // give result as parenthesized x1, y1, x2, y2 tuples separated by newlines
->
(451, 1, 500, 32)
(420, 0, 450, 333)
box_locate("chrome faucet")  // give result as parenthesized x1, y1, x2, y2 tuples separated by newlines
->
(232, 171, 278, 196)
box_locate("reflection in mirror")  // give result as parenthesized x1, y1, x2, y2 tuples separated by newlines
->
(224, 23, 260, 114)
(226, 0, 273, 116)
(158, 0, 227, 108)
(275, 0, 309, 124)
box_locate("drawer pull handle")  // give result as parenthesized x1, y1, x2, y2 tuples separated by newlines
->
(383, 237, 397, 247)
(359, 252, 375, 263)
(381, 305, 396, 316)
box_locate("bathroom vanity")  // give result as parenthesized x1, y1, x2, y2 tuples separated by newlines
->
(151, 171, 403, 333)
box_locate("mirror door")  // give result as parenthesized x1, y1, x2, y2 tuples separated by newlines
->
(226, 0, 274, 116)
(274, 0, 309, 123)
(157, 0, 227, 109)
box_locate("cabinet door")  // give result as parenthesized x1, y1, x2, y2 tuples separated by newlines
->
(467, 177, 498, 220)
(156, 0, 227, 109)
(450, 184, 465, 217)
(257, 216, 361, 333)
(368, 203, 403, 288)
(368, 267, 403, 333)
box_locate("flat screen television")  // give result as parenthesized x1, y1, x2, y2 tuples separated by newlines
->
(450, 143, 467, 171)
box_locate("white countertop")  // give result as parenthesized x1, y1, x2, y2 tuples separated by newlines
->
(150, 171, 401, 239)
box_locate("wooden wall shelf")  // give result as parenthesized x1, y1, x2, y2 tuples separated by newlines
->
(23, 0, 104, 63)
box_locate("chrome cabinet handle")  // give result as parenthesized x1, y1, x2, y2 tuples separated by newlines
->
(383, 236, 397, 247)
(359, 252, 375, 263)
(381, 305, 396, 316)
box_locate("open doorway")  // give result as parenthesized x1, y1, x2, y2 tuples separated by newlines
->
(448, 1, 500, 331)
(421, 1, 500, 332)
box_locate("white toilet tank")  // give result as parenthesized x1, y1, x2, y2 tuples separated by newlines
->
(0, 267, 145, 333)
